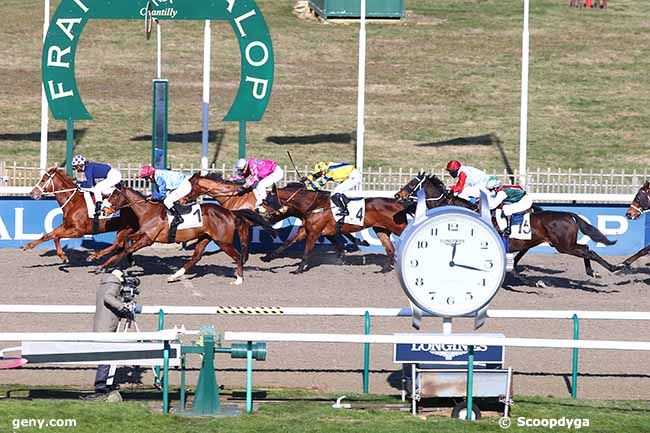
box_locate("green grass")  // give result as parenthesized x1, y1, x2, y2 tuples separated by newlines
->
(1, 390, 650, 433)
(1, 0, 648, 172)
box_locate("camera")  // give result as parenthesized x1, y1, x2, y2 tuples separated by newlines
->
(120, 276, 140, 303)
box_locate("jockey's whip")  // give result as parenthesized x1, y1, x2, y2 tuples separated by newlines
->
(286, 151, 303, 178)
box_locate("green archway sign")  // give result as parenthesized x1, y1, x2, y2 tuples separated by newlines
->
(42, 0, 274, 122)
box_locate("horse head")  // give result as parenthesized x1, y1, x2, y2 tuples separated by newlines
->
(102, 183, 130, 215)
(395, 172, 427, 206)
(30, 167, 74, 200)
(626, 180, 650, 220)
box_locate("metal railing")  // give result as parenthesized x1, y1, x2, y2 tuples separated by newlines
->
(1, 160, 645, 200)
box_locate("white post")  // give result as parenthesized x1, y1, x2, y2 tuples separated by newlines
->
(39, 0, 51, 175)
(442, 317, 453, 334)
(518, 0, 530, 187)
(355, 0, 367, 190)
(201, 20, 212, 174)
(156, 19, 162, 79)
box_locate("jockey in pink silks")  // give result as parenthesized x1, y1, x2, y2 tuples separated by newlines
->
(230, 158, 284, 213)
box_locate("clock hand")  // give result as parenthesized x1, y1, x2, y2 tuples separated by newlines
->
(451, 242, 457, 261)
(451, 262, 488, 272)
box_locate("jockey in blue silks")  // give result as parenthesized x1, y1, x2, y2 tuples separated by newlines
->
(72, 155, 122, 217)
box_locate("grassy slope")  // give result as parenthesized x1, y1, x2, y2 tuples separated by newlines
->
(1, 394, 650, 433)
(0, 0, 648, 171)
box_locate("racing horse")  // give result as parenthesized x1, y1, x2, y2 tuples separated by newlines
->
(22, 167, 139, 264)
(182, 174, 408, 273)
(396, 173, 619, 278)
(100, 184, 276, 284)
(182, 173, 367, 256)
(619, 181, 650, 268)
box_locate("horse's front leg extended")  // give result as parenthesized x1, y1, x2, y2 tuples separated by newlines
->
(88, 228, 134, 262)
(262, 226, 307, 262)
(22, 225, 84, 263)
(100, 233, 153, 270)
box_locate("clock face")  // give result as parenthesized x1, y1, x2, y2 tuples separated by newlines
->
(398, 209, 506, 317)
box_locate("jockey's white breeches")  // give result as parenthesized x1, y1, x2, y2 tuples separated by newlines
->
(458, 185, 487, 201)
(164, 178, 192, 209)
(91, 168, 122, 199)
(332, 169, 362, 195)
(253, 166, 284, 206)
(502, 194, 533, 216)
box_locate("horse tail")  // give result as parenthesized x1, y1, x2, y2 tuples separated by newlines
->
(233, 209, 278, 238)
(568, 212, 617, 245)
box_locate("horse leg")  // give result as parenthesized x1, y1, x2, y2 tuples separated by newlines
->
(293, 230, 321, 274)
(215, 241, 244, 285)
(619, 245, 650, 268)
(556, 244, 616, 278)
(168, 237, 211, 283)
(87, 228, 133, 262)
(236, 220, 250, 264)
(374, 228, 395, 273)
(22, 225, 83, 262)
(262, 227, 307, 262)
(100, 234, 153, 271)
(326, 235, 346, 261)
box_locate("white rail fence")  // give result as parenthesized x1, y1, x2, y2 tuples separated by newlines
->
(1, 160, 646, 199)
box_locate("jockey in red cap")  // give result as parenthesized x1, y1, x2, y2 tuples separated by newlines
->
(445, 160, 490, 202)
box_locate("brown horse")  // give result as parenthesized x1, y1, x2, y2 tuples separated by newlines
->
(396, 173, 619, 278)
(620, 181, 650, 268)
(101, 185, 275, 284)
(22, 167, 138, 264)
(183, 174, 408, 273)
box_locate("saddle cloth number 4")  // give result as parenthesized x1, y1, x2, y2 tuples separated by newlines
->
(330, 198, 365, 226)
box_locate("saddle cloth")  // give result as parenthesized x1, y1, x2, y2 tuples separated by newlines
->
(167, 203, 203, 230)
(510, 211, 532, 240)
(330, 197, 365, 226)
(82, 190, 120, 219)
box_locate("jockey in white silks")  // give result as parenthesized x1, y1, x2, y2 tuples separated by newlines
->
(485, 177, 534, 236)
(446, 159, 491, 202)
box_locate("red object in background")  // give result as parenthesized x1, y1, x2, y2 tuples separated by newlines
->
(585, 0, 593, 7)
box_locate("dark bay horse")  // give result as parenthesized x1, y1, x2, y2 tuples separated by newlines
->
(620, 181, 650, 268)
(101, 185, 275, 284)
(183, 174, 408, 273)
(22, 167, 138, 263)
(396, 173, 619, 278)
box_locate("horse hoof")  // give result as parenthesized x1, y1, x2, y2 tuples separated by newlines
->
(168, 268, 186, 283)
(535, 280, 548, 288)
(93, 267, 107, 274)
(230, 276, 244, 286)
(86, 256, 96, 263)
(61, 257, 69, 264)
(260, 255, 274, 263)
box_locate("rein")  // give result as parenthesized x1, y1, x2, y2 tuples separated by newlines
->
(33, 171, 79, 210)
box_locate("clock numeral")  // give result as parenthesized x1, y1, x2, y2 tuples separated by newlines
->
(428, 291, 436, 300)
(484, 260, 494, 269)
(431, 228, 438, 236)
(446, 297, 455, 305)
(480, 241, 489, 249)
(417, 240, 428, 249)
(410, 259, 419, 268)
(479, 278, 486, 287)
(470, 228, 474, 236)
(447, 223, 459, 232)
(414, 277, 424, 286)
(465, 292, 474, 301)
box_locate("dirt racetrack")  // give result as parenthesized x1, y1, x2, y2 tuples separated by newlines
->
(1, 245, 649, 400)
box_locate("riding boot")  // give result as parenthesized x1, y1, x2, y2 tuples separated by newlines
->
(167, 205, 183, 243)
(332, 193, 349, 217)
(336, 217, 345, 237)
(172, 203, 185, 225)
(504, 215, 512, 236)
(92, 201, 102, 234)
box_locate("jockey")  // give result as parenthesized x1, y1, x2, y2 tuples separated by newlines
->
(139, 165, 191, 234)
(445, 160, 490, 202)
(485, 177, 533, 236)
(231, 158, 284, 214)
(72, 155, 122, 217)
(304, 161, 361, 219)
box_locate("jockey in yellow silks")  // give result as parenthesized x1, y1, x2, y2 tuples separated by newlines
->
(303, 162, 361, 219)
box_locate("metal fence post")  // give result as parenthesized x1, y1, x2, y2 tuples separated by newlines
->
(571, 314, 579, 399)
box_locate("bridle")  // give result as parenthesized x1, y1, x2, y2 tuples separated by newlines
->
(33, 170, 79, 209)
(629, 188, 650, 215)
(399, 175, 446, 204)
